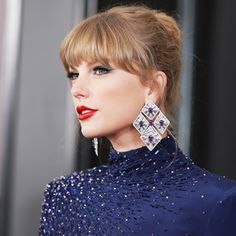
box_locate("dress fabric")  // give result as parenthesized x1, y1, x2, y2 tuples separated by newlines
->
(39, 135, 236, 236)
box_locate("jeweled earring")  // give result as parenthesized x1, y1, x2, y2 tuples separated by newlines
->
(92, 137, 98, 156)
(133, 99, 170, 151)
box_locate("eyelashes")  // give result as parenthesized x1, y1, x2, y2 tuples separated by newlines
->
(67, 65, 112, 80)
(67, 72, 79, 80)
(92, 66, 112, 75)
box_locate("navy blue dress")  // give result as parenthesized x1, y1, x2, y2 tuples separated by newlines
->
(39, 135, 236, 235)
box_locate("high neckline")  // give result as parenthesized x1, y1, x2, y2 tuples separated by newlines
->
(108, 135, 177, 165)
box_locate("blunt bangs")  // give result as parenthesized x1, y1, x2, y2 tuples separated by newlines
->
(60, 13, 144, 74)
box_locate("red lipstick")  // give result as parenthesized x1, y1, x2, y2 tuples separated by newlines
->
(76, 105, 97, 121)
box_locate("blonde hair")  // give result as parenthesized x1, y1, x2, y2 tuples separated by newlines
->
(60, 5, 182, 124)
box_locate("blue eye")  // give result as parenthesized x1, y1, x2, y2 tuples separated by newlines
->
(67, 72, 79, 80)
(93, 66, 112, 75)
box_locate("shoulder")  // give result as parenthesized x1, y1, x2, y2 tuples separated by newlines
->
(173, 155, 236, 235)
(177, 151, 236, 191)
(42, 165, 108, 198)
(174, 153, 236, 204)
(204, 185, 236, 236)
(192, 162, 236, 194)
(39, 165, 108, 234)
(187, 161, 236, 235)
(186, 158, 236, 203)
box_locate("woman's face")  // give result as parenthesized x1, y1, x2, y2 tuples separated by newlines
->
(70, 62, 148, 141)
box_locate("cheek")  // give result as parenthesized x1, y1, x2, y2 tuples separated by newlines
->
(100, 84, 144, 122)
(71, 96, 78, 111)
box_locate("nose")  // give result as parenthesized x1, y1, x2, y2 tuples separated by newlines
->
(70, 77, 89, 100)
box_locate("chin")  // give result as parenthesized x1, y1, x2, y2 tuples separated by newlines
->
(81, 131, 95, 139)
(81, 127, 102, 139)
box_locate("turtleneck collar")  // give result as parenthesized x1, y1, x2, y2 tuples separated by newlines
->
(108, 135, 177, 165)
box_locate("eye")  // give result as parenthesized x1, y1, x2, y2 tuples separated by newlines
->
(93, 66, 112, 75)
(67, 72, 79, 80)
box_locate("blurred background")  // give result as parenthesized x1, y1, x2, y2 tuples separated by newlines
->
(0, 0, 236, 235)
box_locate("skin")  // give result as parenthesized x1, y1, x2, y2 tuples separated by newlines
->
(70, 62, 167, 152)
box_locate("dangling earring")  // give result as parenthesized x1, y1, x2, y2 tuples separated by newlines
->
(92, 137, 98, 156)
(133, 99, 170, 151)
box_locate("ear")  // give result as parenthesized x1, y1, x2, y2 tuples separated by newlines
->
(144, 71, 167, 105)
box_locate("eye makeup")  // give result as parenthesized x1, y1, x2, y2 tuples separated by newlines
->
(92, 65, 112, 75)
(67, 72, 79, 80)
(66, 64, 113, 80)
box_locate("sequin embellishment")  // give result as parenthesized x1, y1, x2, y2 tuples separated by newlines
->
(39, 135, 236, 236)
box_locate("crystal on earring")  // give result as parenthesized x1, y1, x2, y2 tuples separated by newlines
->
(140, 126, 162, 151)
(141, 100, 160, 120)
(133, 99, 170, 151)
(154, 111, 170, 134)
(133, 113, 149, 134)
(92, 138, 98, 156)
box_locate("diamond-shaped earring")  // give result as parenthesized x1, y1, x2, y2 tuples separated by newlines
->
(141, 100, 159, 119)
(133, 99, 170, 151)
(154, 110, 170, 134)
(133, 113, 149, 134)
(140, 126, 162, 151)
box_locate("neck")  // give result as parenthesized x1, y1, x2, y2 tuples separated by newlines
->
(107, 126, 168, 152)
(107, 127, 145, 152)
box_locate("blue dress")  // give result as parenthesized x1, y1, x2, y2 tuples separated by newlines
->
(39, 135, 236, 235)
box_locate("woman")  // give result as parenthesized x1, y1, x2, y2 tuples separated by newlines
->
(39, 5, 236, 236)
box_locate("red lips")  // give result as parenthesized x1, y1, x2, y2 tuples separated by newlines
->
(76, 105, 97, 120)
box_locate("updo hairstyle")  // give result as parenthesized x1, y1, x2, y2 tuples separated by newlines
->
(60, 5, 182, 126)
